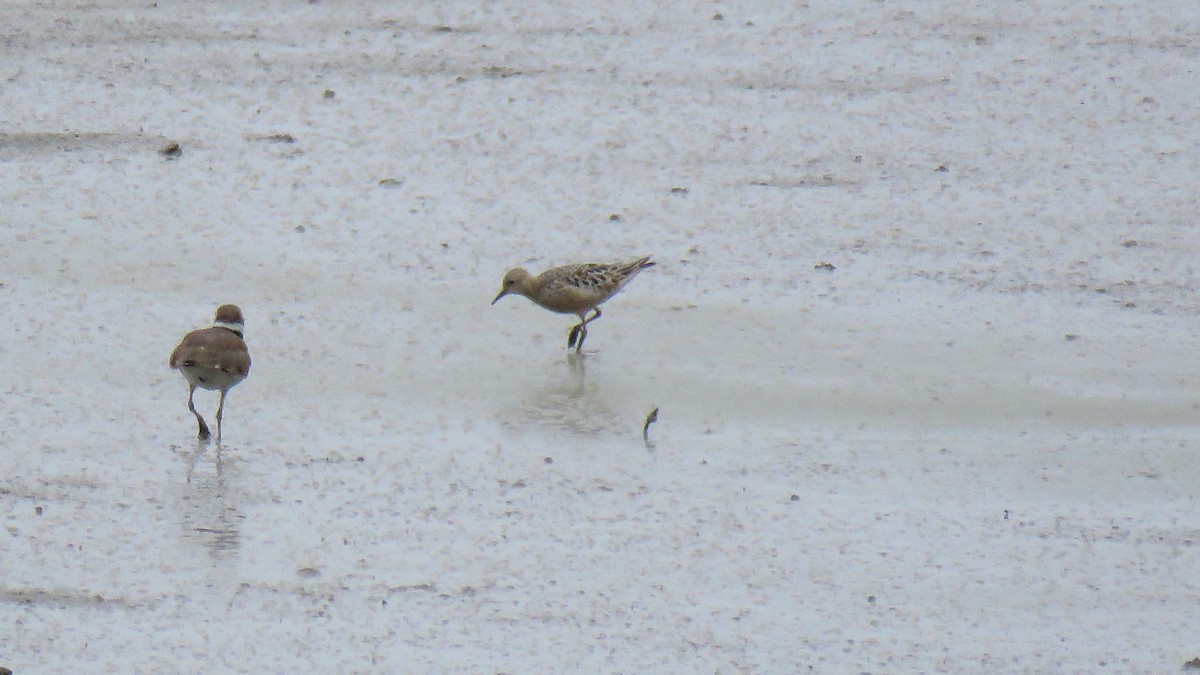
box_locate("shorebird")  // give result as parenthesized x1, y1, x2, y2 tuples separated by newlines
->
(491, 256, 655, 351)
(169, 304, 251, 441)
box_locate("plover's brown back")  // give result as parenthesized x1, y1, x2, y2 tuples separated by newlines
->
(170, 326, 251, 391)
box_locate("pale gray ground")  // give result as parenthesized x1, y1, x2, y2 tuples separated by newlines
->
(2, 1, 1199, 672)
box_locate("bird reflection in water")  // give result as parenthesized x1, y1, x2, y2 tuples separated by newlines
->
(178, 440, 243, 560)
(521, 352, 625, 436)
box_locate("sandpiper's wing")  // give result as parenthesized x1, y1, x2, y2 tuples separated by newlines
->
(547, 257, 649, 293)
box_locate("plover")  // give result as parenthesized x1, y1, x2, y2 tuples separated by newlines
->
(492, 256, 655, 351)
(169, 304, 251, 441)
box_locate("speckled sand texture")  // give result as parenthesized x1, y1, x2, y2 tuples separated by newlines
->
(2, 1, 1199, 672)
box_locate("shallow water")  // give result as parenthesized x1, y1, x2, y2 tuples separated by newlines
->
(3, 0, 1200, 672)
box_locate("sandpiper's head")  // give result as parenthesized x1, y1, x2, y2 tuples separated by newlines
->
(492, 268, 532, 305)
(213, 304, 245, 335)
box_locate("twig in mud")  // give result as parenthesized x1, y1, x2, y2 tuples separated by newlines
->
(642, 406, 659, 441)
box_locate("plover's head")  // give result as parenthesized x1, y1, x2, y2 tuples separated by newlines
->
(492, 268, 532, 305)
(213, 304, 245, 335)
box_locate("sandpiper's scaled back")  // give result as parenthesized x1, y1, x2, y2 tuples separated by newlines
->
(492, 256, 654, 351)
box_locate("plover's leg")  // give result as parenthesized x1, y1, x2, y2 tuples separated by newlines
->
(188, 385, 211, 440)
(215, 388, 228, 442)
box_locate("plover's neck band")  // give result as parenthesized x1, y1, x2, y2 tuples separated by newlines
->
(214, 321, 244, 337)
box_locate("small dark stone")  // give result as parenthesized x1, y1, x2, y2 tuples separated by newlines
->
(543, 457, 553, 464)
(159, 141, 182, 158)
(712, 12, 724, 21)
(1064, 333, 1079, 341)
(789, 494, 799, 502)
(294, 225, 306, 233)
(35, 506, 43, 516)
(814, 262, 836, 272)
(323, 88, 336, 99)
(669, 186, 689, 194)
(1122, 239, 1138, 248)
(609, 213, 622, 222)
(934, 163, 949, 172)
(867, 595, 876, 603)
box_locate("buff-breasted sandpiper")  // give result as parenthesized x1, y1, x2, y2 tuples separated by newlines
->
(491, 256, 655, 351)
